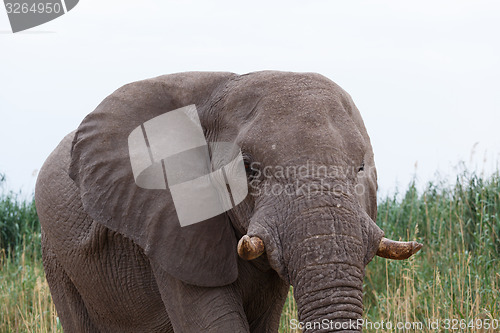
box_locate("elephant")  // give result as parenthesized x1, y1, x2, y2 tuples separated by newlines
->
(35, 71, 422, 333)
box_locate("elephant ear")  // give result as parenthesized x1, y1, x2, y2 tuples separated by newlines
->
(69, 72, 239, 287)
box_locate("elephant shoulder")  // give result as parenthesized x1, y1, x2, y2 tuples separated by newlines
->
(35, 131, 90, 245)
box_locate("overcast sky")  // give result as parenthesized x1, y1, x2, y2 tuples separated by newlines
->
(1, 0, 499, 199)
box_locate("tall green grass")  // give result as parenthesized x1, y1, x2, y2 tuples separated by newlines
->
(1, 171, 499, 332)
(0, 174, 61, 333)
(0, 194, 40, 258)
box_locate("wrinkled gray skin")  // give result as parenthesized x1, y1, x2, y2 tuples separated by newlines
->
(36, 71, 385, 332)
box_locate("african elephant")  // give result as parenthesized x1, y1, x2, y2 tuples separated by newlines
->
(35, 71, 422, 333)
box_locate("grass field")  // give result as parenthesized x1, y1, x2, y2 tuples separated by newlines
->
(1, 170, 499, 332)
(0, 182, 61, 332)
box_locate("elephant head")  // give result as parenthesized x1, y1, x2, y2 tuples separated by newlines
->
(69, 71, 422, 331)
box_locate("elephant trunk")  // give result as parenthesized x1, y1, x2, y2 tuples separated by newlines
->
(290, 234, 365, 333)
(279, 197, 370, 333)
(237, 181, 422, 332)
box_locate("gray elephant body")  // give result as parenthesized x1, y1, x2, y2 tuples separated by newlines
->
(38, 131, 287, 332)
(36, 71, 419, 332)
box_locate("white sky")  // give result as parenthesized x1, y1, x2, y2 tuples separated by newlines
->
(1, 0, 499, 198)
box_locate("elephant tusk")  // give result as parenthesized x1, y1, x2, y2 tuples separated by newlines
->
(376, 237, 423, 260)
(237, 235, 265, 260)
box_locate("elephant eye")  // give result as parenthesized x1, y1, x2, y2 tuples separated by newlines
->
(243, 156, 257, 179)
(244, 160, 251, 171)
(244, 160, 253, 175)
(358, 161, 365, 172)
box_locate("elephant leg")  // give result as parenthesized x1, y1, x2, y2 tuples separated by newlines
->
(246, 285, 289, 333)
(237, 259, 290, 333)
(151, 263, 250, 333)
(41, 231, 99, 332)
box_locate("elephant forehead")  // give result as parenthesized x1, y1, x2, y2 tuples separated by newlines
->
(222, 79, 367, 161)
(240, 107, 367, 168)
(220, 72, 349, 122)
